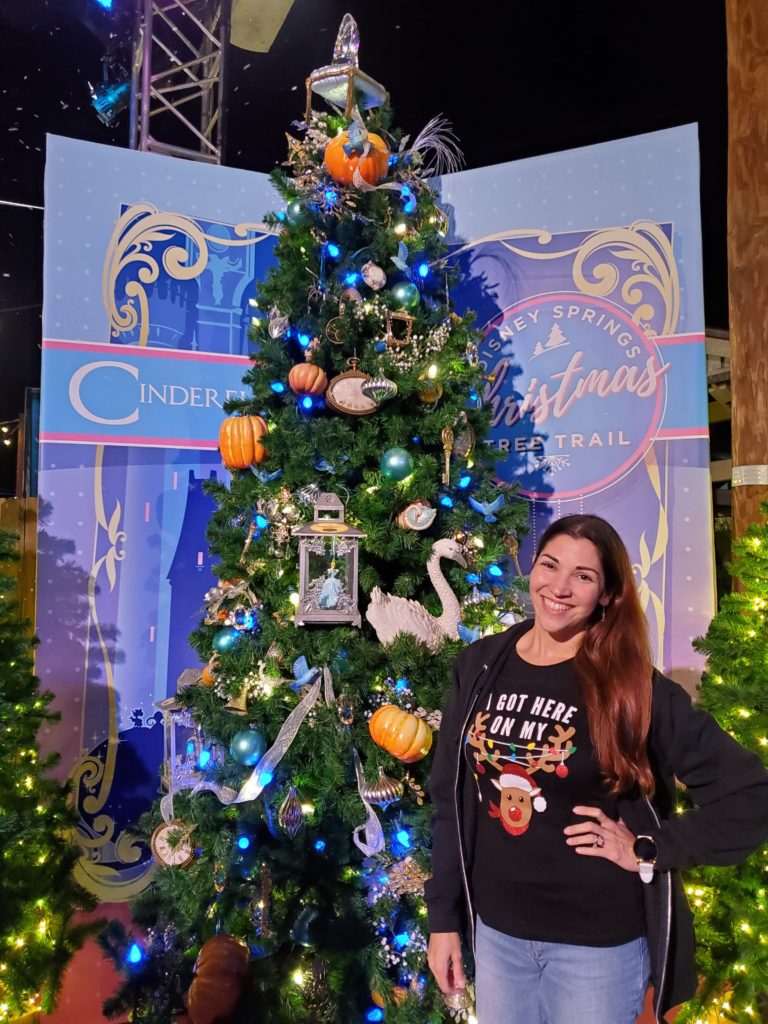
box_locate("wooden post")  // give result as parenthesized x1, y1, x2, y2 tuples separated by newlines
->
(726, 0, 768, 537)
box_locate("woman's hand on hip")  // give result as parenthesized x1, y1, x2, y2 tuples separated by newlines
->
(564, 805, 639, 873)
(428, 931, 467, 996)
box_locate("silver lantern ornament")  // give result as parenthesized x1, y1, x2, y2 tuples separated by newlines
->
(292, 492, 365, 628)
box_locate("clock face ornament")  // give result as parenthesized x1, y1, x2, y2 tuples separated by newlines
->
(150, 820, 196, 868)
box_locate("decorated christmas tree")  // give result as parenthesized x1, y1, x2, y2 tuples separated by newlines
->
(0, 529, 98, 1020)
(677, 507, 768, 1024)
(102, 17, 528, 1023)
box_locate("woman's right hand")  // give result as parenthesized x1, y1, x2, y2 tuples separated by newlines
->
(427, 931, 467, 995)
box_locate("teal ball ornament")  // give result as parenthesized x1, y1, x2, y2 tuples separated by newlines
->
(230, 728, 266, 766)
(285, 198, 309, 226)
(380, 447, 414, 482)
(390, 281, 420, 311)
(213, 626, 240, 653)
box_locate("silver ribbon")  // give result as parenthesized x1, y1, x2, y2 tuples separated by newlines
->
(231, 672, 324, 804)
(323, 665, 336, 705)
(352, 749, 385, 856)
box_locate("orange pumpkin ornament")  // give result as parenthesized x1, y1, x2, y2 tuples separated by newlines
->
(200, 656, 218, 687)
(187, 934, 249, 1024)
(218, 415, 268, 470)
(368, 704, 433, 763)
(288, 361, 328, 397)
(324, 131, 390, 186)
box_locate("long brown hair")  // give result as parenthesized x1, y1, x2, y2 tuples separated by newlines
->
(534, 515, 654, 796)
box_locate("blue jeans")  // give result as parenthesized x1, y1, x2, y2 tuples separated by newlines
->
(475, 916, 650, 1024)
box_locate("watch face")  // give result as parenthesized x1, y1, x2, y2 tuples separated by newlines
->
(634, 836, 658, 862)
(151, 822, 194, 868)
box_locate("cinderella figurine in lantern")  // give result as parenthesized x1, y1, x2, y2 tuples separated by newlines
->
(293, 492, 365, 627)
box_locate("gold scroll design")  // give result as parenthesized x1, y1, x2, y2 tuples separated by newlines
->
(70, 447, 147, 898)
(449, 221, 679, 337)
(633, 444, 669, 661)
(102, 202, 278, 347)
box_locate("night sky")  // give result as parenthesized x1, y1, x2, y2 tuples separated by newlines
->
(0, 0, 728, 495)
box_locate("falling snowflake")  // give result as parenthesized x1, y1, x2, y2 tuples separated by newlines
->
(536, 454, 571, 473)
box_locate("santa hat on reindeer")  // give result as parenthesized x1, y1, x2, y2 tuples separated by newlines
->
(492, 762, 547, 812)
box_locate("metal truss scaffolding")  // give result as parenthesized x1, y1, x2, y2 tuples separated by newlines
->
(130, 0, 232, 164)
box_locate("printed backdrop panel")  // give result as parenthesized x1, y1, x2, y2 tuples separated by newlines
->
(38, 125, 711, 908)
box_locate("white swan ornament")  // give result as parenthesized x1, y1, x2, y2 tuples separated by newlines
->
(366, 538, 467, 651)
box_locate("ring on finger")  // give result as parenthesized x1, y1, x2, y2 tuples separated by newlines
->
(594, 833, 605, 848)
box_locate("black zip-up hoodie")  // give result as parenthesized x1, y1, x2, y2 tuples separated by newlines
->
(424, 621, 768, 1022)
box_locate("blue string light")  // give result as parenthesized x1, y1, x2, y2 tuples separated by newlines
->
(126, 943, 143, 965)
(418, 262, 429, 278)
(301, 396, 314, 411)
(393, 932, 410, 949)
(255, 513, 269, 530)
(466, 572, 481, 584)
(297, 332, 311, 348)
(276, 211, 286, 221)
(314, 839, 326, 852)
(487, 563, 504, 578)
(394, 677, 409, 693)
(439, 495, 454, 508)
(324, 189, 338, 204)
(237, 836, 251, 850)
(326, 242, 341, 258)
(366, 1010, 384, 1023)
(270, 381, 286, 393)
(457, 474, 472, 489)
(258, 770, 273, 787)
(344, 272, 360, 286)
(197, 748, 212, 769)
(395, 829, 411, 849)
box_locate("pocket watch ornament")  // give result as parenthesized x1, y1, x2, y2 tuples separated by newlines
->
(361, 260, 387, 291)
(293, 492, 365, 627)
(325, 357, 380, 416)
(151, 820, 195, 869)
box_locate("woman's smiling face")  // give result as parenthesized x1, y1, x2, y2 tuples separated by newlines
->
(529, 533, 608, 639)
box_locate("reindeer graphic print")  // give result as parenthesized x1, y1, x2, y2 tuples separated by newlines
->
(468, 710, 577, 835)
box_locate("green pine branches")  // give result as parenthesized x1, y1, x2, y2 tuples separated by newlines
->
(679, 508, 768, 1023)
(0, 530, 98, 1018)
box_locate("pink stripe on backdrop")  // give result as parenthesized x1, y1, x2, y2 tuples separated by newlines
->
(655, 428, 709, 439)
(653, 332, 705, 345)
(42, 338, 252, 365)
(40, 432, 220, 449)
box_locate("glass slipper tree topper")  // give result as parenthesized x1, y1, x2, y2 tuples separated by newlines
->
(292, 492, 366, 627)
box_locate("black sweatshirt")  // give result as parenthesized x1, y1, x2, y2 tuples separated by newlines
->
(425, 621, 768, 1021)
(468, 645, 645, 945)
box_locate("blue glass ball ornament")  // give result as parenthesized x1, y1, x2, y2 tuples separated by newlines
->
(229, 728, 266, 766)
(285, 198, 310, 226)
(379, 447, 414, 482)
(213, 626, 240, 653)
(390, 281, 420, 311)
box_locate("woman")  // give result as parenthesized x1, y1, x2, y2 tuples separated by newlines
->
(425, 514, 768, 1024)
